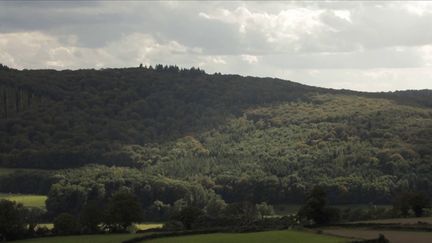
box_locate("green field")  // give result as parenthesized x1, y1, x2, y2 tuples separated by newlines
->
(14, 234, 145, 243)
(33, 223, 162, 231)
(135, 223, 163, 230)
(35, 223, 53, 230)
(0, 193, 47, 208)
(144, 230, 346, 243)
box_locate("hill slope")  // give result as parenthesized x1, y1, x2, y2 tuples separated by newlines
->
(0, 65, 431, 204)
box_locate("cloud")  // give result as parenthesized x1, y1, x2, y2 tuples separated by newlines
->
(333, 10, 352, 22)
(198, 6, 330, 53)
(241, 55, 258, 64)
(0, 1, 432, 91)
(262, 46, 424, 69)
(419, 45, 432, 66)
(0, 32, 199, 69)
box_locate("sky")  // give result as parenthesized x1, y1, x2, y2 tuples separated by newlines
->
(1, 1, 432, 92)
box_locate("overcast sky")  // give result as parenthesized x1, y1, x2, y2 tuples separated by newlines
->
(1, 1, 432, 91)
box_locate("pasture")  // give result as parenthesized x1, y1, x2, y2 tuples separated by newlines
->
(143, 230, 346, 243)
(135, 223, 163, 231)
(0, 193, 47, 208)
(33, 223, 162, 231)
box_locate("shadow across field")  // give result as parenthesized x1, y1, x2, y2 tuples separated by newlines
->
(13, 234, 146, 243)
(126, 230, 346, 243)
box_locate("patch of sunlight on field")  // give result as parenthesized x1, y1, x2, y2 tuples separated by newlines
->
(35, 223, 53, 230)
(145, 230, 346, 243)
(33, 223, 163, 231)
(14, 234, 145, 243)
(0, 194, 47, 208)
(135, 223, 163, 230)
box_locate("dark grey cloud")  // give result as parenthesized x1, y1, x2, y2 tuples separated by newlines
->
(0, 1, 431, 91)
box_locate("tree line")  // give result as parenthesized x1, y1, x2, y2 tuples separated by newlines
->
(1, 185, 430, 241)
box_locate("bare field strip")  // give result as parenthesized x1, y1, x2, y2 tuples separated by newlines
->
(352, 217, 432, 225)
(322, 228, 432, 243)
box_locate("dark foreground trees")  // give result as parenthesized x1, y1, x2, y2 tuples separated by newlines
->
(79, 200, 105, 233)
(298, 186, 340, 225)
(45, 184, 86, 218)
(394, 192, 431, 217)
(50, 191, 144, 233)
(105, 191, 143, 231)
(410, 193, 431, 217)
(0, 200, 47, 240)
(173, 206, 204, 230)
(0, 200, 27, 241)
(53, 213, 80, 235)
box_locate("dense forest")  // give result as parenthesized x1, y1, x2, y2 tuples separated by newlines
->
(1, 64, 431, 212)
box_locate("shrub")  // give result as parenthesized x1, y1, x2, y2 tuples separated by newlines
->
(53, 213, 80, 235)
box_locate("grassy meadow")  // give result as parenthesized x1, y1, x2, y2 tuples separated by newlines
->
(143, 230, 346, 243)
(135, 223, 163, 231)
(8, 231, 347, 243)
(32, 223, 162, 231)
(0, 193, 47, 208)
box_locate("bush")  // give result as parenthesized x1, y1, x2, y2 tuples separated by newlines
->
(172, 206, 204, 230)
(323, 207, 340, 223)
(79, 200, 105, 233)
(105, 191, 143, 232)
(162, 221, 184, 231)
(53, 213, 80, 235)
(34, 226, 50, 236)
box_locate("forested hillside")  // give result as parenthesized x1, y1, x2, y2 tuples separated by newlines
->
(1, 65, 431, 206)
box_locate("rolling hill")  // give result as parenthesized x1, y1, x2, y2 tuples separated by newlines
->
(1, 64, 431, 205)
